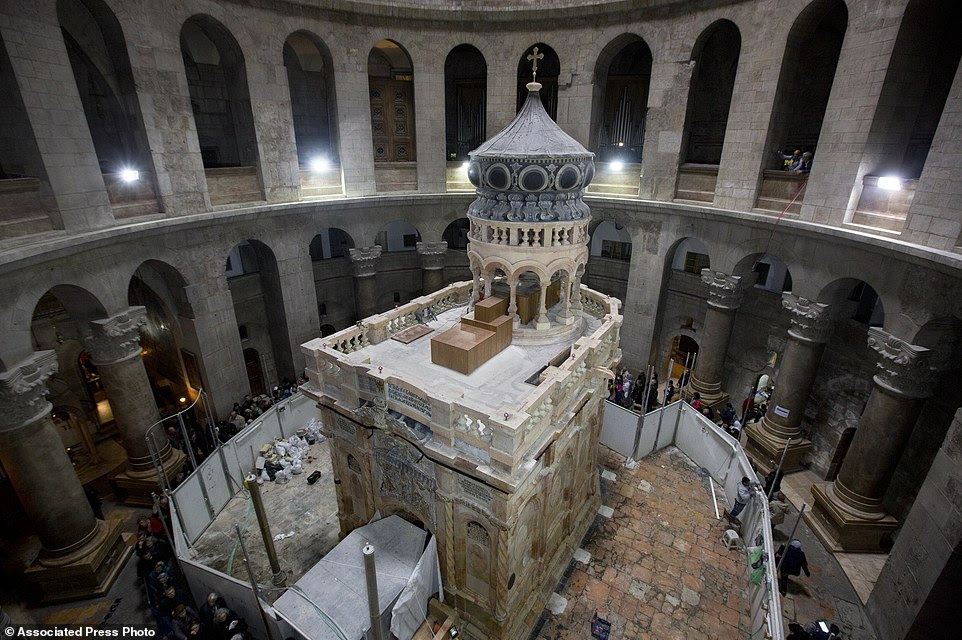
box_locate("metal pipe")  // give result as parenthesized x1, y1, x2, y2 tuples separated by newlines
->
(708, 477, 720, 519)
(362, 543, 383, 640)
(245, 473, 286, 586)
(776, 504, 806, 574)
(235, 525, 278, 640)
(768, 438, 792, 500)
(653, 358, 673, 451)
(631, 365, 652, 458)
(687, 351, 698, 395)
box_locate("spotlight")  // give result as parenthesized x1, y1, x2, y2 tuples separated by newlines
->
(179, 397, 187, 404)
(309, 156, 331, 173)
(610, 160, 625, 172)
(120, 168, 140, 183)
(462, 161, 470, 171)
(877, 176, 901, 191)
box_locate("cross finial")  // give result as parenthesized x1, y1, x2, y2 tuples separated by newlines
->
(527, 46, 544, 82)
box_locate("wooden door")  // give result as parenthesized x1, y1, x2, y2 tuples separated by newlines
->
(370, 79, 416, 162)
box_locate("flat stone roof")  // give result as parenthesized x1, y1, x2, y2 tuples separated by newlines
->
(342, 305, 601, 414)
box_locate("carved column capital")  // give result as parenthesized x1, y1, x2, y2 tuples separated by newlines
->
(416, 241, 447, 270)
(0, 351, 58, 432)
(349, 245, 382, 277)
(782, 293, 832, 343)
(86, 307, 147, 365)
(700, 269, 746, 310)
(867, 327, 936, 398)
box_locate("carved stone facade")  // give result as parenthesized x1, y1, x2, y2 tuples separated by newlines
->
(783, 293, 832, 344)
(866, 327, 936, 399)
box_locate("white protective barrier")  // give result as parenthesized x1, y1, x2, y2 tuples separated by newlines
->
(170, 393, 319, 546)
(600, 400, 785, 639)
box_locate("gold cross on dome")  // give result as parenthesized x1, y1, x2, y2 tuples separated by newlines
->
(527, 46, 544, 82)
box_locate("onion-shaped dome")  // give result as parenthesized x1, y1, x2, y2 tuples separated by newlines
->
(466, 82, 594, 223)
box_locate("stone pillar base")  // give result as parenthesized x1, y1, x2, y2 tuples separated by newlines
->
(743, 422, 812, 474)
(25, 516, 132, 604)
(806, 482, 898, 553)
(110, 448, 186, 506)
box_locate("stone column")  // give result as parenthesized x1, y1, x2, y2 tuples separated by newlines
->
(86, 308, 170, 475)
(689, 270, 747, 405)
(0, 352, 128, 601)
(807, 328, 936, 553)
(570, 271, 583, 316)
(507, 278, 519, 325)
(349, 246, 382, 319)
(535, 280, 550, 330)
(556, 274, 574, 325)
(416, 241, 447, 294)
(745, 294, 832, 473)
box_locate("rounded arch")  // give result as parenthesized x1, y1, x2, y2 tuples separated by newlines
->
(369, 39, 416, 163)
(284, 30, 339, 165)
(517, 43, 560, 119)
(33, 284, 109, 324)
(682, 19, 741, 165)
(442, 218, 470, 250)
(589, 220, 632, 260)
(127, 260, 195, 319)
(180, 14, 258, 169)
(817, 278, 885, 328)
(732, 253, 793, 294)
(309, 227, 356, 260)
(590, 34, 652, 160)
(445, 44, 487, 161)
(667, 236, 712, 273)
(377, 220, 421, 252)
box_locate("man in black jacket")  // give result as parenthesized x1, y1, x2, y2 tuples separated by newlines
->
(776, 539, 811, 595)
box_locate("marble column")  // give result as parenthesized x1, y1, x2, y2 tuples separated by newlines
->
(507, 278, 519, 325)
(570, 271, 583, 316)
(0, 352, 129, 601)
(807, 328, 936, 552)
(556, 274, 574, 325)
(416, 241, 447, 294)
(689, 270, 747, 404)
(745, 294, 832, 473)
(349, 246, 382, 319)
(86, 308, 170, 475)
(535, 280, 550, 330)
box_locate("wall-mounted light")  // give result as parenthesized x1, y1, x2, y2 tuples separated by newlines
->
(309, 156, 331, 173)
(610, 160, 625, 172)
(120, 168, 140, 183)
(877, 176, 902, 191)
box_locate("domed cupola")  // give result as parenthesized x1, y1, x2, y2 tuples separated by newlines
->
(465, 58, 595, 337)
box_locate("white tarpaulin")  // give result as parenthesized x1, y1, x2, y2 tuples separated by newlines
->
(390, 536, 443, 640)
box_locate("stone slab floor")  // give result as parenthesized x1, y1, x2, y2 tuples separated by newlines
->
(190, 437, 340, 601)
(534, 446, 750, 640)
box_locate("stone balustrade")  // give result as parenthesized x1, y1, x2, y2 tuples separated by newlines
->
(469, 218, 589, 249)
(301, 280, 621, 480)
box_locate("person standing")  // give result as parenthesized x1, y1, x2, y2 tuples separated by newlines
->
(775, 539, 811, 595)
(729, 476, 754, 519)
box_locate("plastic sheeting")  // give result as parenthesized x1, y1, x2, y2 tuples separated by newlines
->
(390, 536, 443, 640)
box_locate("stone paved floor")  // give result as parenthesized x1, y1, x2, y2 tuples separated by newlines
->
(535, 446, 750, 640)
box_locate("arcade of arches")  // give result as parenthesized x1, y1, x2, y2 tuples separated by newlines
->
(0, 0, 961, 638)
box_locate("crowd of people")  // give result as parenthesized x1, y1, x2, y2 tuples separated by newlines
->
(135, 500, 252, 640)
(161, 377, 307, 488)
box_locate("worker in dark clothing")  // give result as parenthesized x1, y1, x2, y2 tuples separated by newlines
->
(776, 539, 811, 595)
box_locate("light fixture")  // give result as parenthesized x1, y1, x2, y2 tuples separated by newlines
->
(462, 161, 470, 171)
(309, 156, 331, 173)
(120, 168, 140, 183)
(610, 160, 625, 172)
(179, 397, 187, 404)
(877, 176, 901, 191)
(617, 141, 624, 147)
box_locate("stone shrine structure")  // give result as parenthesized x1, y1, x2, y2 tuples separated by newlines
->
(301, 78, 622, 639)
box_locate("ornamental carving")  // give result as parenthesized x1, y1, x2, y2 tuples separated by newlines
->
(354, 396, 432, 443)
(86, 307, 147, 365)
(866, 327, 936, 398)
(349, 246, 382, 277)
(416, 241, 448, 270)
(782, 293, 832, 343)
(0, 351, 58, 432)
(700, 270, 746, 310)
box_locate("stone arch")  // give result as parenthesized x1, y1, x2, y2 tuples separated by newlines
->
(517, 43, 560, 120)
(224, 240, 295, 385)
(442, 218, 470, 250)
(57, 0, 153, 180)
(309, 228, 355, 260)
(376, 220, 421, 252)
(816, 278, 885, 328)
(666, 236, 712, 273)
(181, 14, 259, 169)
(589, 33, 652, 162)
(445, 44, 487, 160)
(283, 30, 339, 166)
(764, 0, 848, 164)
(369, 40, 416, 163)
(589, 220, 632, 259)
(681, 19, 741, 165)
(732, 252, 793, 294)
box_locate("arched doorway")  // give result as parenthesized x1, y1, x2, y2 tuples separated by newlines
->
(667, 334, 699, 381)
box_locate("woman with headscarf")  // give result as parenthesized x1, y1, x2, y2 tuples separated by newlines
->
(775, 539, 811, 595)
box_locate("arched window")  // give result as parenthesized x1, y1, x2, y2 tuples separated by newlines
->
(594, 38, 651, 163)
(517, 44, 560, 121)
(284, 31, 338, 167)
(445, 45, 487, 161)
(368, 40, 416, 163)
(682, 21, 741, 165)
